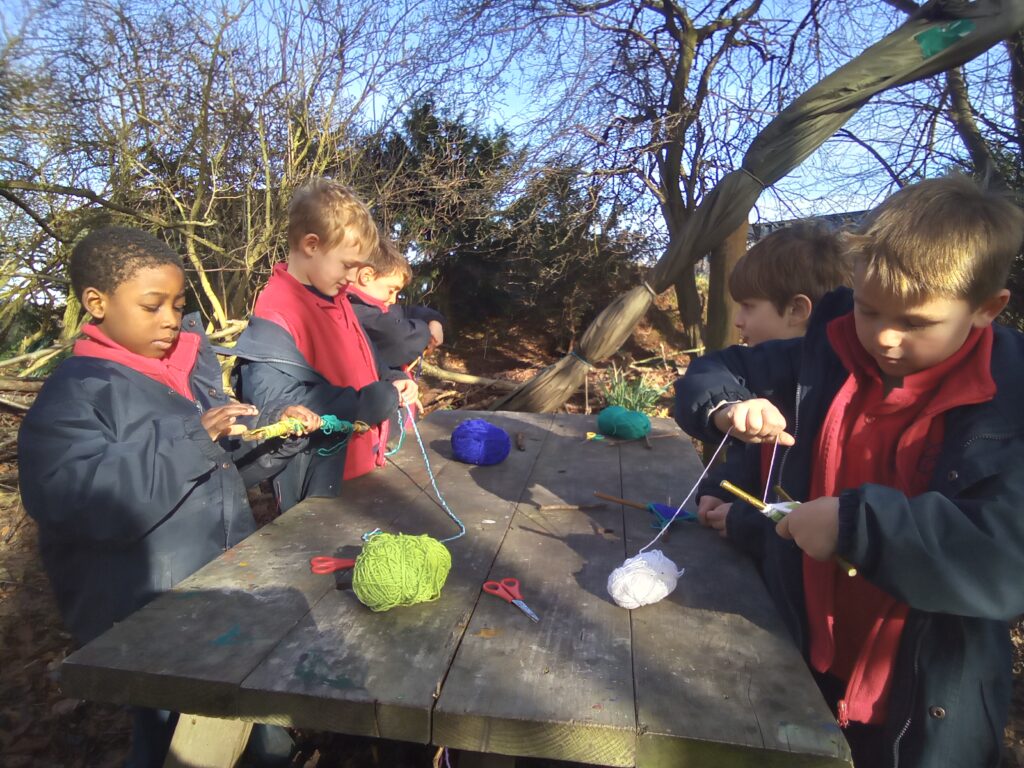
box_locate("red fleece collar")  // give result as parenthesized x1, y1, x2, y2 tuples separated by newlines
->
(347, 285, 391, 313)
(74, 323, 200, 402)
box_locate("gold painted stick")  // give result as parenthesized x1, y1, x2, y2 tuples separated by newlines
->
(720, 481, 857, 577)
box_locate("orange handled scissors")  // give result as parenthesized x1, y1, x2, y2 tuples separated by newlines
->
(482, 577, 540, 622)
(310, 556, 356, 574)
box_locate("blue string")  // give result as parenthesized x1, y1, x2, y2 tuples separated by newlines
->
(406, 404, 465, 543)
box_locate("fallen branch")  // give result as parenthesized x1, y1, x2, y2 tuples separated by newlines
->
(419, 360, 519, 391)
(0, 396, 30, 412)
(0, 341, 72, 371)
(0, 378, 44, 392)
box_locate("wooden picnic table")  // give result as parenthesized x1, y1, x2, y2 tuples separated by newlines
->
(62, 410, 851, 767)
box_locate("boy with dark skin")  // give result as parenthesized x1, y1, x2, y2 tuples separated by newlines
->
(20, 226, 316, 766)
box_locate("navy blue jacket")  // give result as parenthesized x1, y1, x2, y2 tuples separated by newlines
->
(227, 317, 399, 512)
(19, 315, 301, 645)
(676, 288, 1024, 768)
(348, 295, 445, 370)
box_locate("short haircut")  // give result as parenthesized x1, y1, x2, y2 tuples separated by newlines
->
(287, 178, 379, 255)
(729, 222, 850, 313)
(69, 226, 183, 302)
(845, 175, 1024, 307)
(364, 237, 413, 283)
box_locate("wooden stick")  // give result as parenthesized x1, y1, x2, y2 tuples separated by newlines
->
(593, 491, 648, 511)
(537, 503, 605, 511)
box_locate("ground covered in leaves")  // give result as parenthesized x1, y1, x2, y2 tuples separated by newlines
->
(2, 303, 1023, 766)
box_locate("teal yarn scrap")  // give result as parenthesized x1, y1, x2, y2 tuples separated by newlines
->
(317, 414, 356, 457)
(596, 405, 651, 440)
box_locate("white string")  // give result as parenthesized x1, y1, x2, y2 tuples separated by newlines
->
(639, 427, 733, 554)
(762, 435, 780, 503)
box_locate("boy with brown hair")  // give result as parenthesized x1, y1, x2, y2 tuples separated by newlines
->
(347, 237, 446, 371)
(230, 179, 417, 511)
(730, 222, 850, 345)
(692, 222, 850, 539)
(675, 176, 1024, 767)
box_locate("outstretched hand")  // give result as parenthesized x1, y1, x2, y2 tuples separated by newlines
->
(712, 399, 795, 446)
(202, 403, 258, 441)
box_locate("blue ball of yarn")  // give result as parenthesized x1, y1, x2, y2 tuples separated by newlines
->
(451, 419, 511, 465)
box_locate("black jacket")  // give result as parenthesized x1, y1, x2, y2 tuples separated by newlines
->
(348, 295, 445, 370)
(227, 317, 398, 511)
(675, 288, 1024, 768)
(19, 314, 299, 645)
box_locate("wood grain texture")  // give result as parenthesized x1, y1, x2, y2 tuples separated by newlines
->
(237, 411, 557, 743)
(163, 715, 252, 768)
(434, 413, 636, 766)
(620, 419, 851, 767)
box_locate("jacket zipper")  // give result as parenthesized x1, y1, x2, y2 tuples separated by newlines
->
(891, 622, 926, 768)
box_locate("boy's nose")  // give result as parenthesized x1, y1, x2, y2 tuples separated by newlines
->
(876, 326, 902, 349)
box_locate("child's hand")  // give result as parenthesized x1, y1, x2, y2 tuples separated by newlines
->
(697, 496, 731, 537)
(202, 403, 258, 441)
(775, 496, 839, 560)
(712, 399, 795, 445)
(427, 320, 444, 352)
(279, 405, 322, 433)
(393, 378, 419, 407)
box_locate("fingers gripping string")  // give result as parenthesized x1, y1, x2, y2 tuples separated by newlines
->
(639, 427, 733, 554)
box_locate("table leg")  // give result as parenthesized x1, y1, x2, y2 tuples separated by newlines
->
(457, 750, 516, 768)
(163, 713, 254, 768)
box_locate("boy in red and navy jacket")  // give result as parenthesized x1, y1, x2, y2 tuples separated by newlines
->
(230, 179, 417, 511)
(675, 176, 1024, 767)
(19, 227, 317, 766)
(347, 237, 445, 373)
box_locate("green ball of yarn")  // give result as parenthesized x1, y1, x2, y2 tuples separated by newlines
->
(597, 405, 651, 440)
(352, 533, 452, 612)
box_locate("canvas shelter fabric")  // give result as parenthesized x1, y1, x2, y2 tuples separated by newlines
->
(499, 0, 1024, 413)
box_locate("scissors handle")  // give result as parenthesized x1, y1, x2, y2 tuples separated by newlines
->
(310, 556, 356, 574)
(482, 577, 519, 603)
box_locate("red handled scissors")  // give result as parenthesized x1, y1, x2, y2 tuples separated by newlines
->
(482, 577, 540, 622)
(310, 556, 356, 574)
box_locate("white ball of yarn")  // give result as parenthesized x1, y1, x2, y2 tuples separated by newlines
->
(607, 550, 684, 609)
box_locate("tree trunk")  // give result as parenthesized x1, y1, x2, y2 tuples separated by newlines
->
(673, 266, 705, 351)
(706, 221, 748, 351)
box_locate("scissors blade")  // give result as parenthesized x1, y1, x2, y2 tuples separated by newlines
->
(512, 599, 540, 623)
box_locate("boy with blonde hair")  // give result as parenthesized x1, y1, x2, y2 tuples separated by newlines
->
(691, 223, 849, 541)
(676, 176, 1024, 767)
(231, 179, 417, 510)
(348, 237, 445, 370)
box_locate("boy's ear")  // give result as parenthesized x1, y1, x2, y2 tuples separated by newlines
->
(356, 266, 376, 286)
(786, 294, 813, 325)
(298, 233, 320, 256)
(80, 286, 107, 320)
(972, 289, 1010, 327)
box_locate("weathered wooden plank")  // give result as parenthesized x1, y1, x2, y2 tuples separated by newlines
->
(237, 411, 558, 744)
(434, 413, 636, 767)
(164, 714, 252, 768)
(619, 419, 851, 767)
(60, 479, 410, 716)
